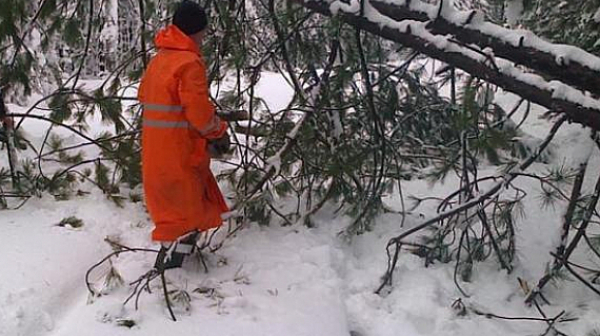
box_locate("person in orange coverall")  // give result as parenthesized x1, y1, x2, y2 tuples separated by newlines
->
(138, 1, 229, 270)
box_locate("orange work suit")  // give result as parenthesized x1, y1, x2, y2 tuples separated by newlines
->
(138, 25, 228, 241)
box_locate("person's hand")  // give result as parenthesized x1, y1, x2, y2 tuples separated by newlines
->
(208, 132, 231, 158)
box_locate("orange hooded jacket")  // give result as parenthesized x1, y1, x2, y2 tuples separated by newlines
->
(138, 25, 228, 241)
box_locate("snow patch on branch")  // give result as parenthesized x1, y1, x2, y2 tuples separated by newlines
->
(362, 3, 483, 60)
(329, 0, 360, 15)
(466, 16, 600, 71)
(496, 59, 600, 112)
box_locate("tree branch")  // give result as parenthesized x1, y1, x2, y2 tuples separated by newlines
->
(376, 116, 566, 293)
(368, 0, 600, 97)
(291, 0, 600, 130)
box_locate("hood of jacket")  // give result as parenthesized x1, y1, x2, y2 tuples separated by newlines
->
(154, 25, 199, 54)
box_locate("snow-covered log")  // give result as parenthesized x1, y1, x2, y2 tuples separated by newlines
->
(292, 0, 600, 131)
(369, 0, 600, 97)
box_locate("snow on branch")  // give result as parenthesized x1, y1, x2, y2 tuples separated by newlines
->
(369, 0, 600, 97)
(292, 0, 600, 130)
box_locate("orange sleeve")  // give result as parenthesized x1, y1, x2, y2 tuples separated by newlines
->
(179, 59, 226, 139)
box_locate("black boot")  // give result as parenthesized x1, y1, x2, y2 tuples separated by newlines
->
(154, 231, 199, 271)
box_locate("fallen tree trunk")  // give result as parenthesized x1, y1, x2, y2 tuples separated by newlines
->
(291, 0, 600, 131)
(369, 0, 600, 97)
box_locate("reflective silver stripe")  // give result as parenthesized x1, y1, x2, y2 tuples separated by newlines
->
(142, 103, 183, 112)
(143, 119, 189, 128)
(175, 243, 194, 254)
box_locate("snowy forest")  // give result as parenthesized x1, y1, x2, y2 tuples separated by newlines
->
(2, 0, 600, 335)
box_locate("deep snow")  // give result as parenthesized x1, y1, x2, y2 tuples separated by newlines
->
(2, 73, 600, 336)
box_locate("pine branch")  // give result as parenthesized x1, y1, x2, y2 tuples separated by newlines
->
(563, 261, 600, 298)
(525, 160, 588, 304)
(3, 0, 53, 88)
(38, 131, 139, 159)
(528, 155, 600, 300)
(376, 116, 566, 294)
(230, 38, 340, 212)
(8, 113, 116, 154)
(85, 246, 158, 297)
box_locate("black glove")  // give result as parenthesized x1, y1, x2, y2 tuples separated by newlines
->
(208, 132, 231, 158)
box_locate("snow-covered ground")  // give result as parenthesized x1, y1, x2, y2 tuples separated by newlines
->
(1, 191, 352, 336)
(2, 74, 600, 336)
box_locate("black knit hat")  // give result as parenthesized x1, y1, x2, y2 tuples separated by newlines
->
(172, 1, 208, 36)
